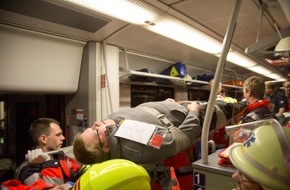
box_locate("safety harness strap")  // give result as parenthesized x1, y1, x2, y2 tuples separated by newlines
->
(139, 107, 174, 128)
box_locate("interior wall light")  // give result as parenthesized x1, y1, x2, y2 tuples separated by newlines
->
(57, 0, 158, 25)
(276, 78, 287, 81)
(247, 65, 272, 75)
(219, 51, 285, 79)
(267, 73, 285, 80)
(145, 15, 223, 54)
(224, 51, 257, 67)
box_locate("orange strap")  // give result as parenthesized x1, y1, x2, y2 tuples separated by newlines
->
(169, 167, 180, 190)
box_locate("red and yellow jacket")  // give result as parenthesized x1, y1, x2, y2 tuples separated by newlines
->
(2, 151, 81, 190)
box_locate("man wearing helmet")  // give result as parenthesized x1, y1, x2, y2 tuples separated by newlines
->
(229, 121, 290, 190)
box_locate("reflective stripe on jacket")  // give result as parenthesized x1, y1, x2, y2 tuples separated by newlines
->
(17, 151, 81, 187)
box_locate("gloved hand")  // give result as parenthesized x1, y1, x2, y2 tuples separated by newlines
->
(25, 148, 50, 164)
(64, 181, 74, 190)
(158, 166, 180, 190)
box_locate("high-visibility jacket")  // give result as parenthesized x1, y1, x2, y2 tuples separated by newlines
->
(16, 151, 81, 188)
(1, 179, 50, 190)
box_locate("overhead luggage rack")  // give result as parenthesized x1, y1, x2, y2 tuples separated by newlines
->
(119, 67, 243, 89)
(120, 67, 215, 87)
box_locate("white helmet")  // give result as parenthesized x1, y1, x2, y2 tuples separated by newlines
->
(229, 120, 290, 190)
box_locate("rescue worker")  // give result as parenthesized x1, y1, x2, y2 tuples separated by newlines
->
(229, 121, 290, 190)
(209, 79, 237, 103)
(6, 118, 81, 189)
(0, 159, 13, 183)
(239, 76, 273, 123)
(264, 81, 287, 116)
(73, 98, 246, 165)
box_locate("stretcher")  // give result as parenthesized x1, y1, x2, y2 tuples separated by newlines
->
(47, 145, 75, 159)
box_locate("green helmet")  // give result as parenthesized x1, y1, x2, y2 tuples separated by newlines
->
(229, 122, 290, 190)
(73, 159, 151, 190)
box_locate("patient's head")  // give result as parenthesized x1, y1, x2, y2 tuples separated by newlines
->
(73, 119, 113, 164)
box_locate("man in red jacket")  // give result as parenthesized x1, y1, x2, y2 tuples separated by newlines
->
(2, 118, 81, 190)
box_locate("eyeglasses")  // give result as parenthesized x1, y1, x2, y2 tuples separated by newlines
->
(92, 128, 104, 149)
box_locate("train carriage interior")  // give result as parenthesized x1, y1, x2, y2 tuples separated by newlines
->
(0, 0, 289, 189)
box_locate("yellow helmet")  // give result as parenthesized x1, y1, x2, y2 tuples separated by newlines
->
(229, 122, 290, 190)
(73, 159, 151, 190)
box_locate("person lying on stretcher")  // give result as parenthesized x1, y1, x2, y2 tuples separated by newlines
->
(73, 98, 247, 165)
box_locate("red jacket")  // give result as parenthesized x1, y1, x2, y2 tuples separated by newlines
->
(1, 179, 50, 190)
(5, 151, 81, 189)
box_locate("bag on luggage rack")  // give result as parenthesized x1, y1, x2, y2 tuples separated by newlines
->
(155, 62, 187, 85)
(129, 68, 155, 82)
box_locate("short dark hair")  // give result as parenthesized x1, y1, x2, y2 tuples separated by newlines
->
(265, 81, 275, 90)
(29, 118, 59, 146)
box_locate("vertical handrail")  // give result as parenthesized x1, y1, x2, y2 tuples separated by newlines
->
(102, 41, 113, 115)
(201, 0, 242, 164)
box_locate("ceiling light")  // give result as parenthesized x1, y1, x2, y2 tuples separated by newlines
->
(267, 73, 284, 80)
(50, 0, 285, 80)
(247, 65, 272, 75)
(224, 52, 284, 80)
(146, 16, 223, 54)
(276, 78, 287, 81)
(225, 51, 257, 67)
(57, 0, 223, 54)
(60, 0, 158, 25)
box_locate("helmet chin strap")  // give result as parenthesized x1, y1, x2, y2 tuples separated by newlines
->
(105, 124, 121, 159)
(106, 124, 118, 133)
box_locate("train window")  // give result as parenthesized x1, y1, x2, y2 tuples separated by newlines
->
(188, 89, 210, 101)
(131, 85, 174, 107)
